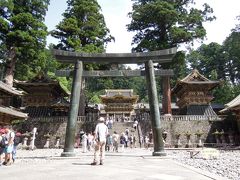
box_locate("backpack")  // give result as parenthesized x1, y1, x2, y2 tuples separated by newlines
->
(0, 136, 8, 148)
(14, 136, 22, 146)
(120, 136, 125, 144)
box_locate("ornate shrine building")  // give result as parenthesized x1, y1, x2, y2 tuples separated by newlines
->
(220, 94, 240, 132)
(172, 69, 220, 116)
(100, 89, 138, 120)
(0, 81, 28, 125)
(15, 73, 69, 117)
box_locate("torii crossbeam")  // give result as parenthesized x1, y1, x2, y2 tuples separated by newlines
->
(52, 47, 177, 157)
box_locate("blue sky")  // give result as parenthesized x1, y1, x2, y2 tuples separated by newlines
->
(45, 0, 240, 53)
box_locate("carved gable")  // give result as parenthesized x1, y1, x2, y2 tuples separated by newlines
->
(181, 69, 211, 82)
(172, 69, 220, 109)
(100, 89, 138, 113)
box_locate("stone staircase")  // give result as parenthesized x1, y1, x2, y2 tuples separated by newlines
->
(108, 121, 140, 147)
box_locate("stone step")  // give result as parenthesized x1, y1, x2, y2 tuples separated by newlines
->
(108, 122, 140, 147)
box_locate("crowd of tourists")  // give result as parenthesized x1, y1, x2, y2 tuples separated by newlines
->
(0, 126, 21, 166)
(79, 118, 152, 155)
(89, 116, 157, 165)
(0, 117, 152, 167)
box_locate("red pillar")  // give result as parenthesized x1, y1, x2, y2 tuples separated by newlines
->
(162, 76, 172, 115)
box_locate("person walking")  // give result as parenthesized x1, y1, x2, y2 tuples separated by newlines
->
(0, 128, 6, 166)
(112, 131, 119, 152)
(91, 117, 108, 165)
(119, 133, 126, 152)
(87, 133, 94, 151)
(3, 127, 15, 166)
(82, 132, 87, 153)
(12, 132, 22, 163)
(105, 134, 113, 152)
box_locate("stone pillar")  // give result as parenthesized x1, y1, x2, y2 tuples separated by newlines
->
(55, 138, 60, 148)
(22, 137, 28, 149)
(145, 60, 166, 156)
(162, 76, 172, 115)
(61, 60, 83, 157)
(44, 138, 50, 149)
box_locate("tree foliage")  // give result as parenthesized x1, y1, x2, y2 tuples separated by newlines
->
(222, 33, 240, 85)
(186, 16, 240, 103)
(0, 0, 50, 85)
(186, 42, 226, 80)
(51, 0, 115, 103)
(127, 0, 215, 52)
(85, 75, 148, 103)
(51, 0, 114, 53)
(127, 0, 215, 90)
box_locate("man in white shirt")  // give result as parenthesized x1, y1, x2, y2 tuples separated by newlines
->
(91, 117, 108, 165)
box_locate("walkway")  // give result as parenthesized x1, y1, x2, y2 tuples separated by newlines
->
(0, 148, 226, 180)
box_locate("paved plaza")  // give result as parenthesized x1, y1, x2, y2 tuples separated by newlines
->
(0, 148, 228, 180)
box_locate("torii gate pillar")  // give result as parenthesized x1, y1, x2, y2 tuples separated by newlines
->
(145, 60, 166, 156)
(61, 60, 83, 157)
(53, 47, 176, 157)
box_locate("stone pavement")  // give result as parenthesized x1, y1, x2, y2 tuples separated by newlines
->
(0, 148, 227, 180)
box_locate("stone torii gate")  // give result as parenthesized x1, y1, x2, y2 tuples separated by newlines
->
(53, 47, 177, 157)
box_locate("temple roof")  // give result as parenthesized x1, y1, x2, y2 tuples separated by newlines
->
(23, 106, 52, 117)
(50, 97, 70, 107)
(0, 106, 28, 125)
(103, 89, 134, 97)
(184, 105, 217, 116)
(0, 81, 24, 96)
(14, 73, 69, 97)
(220, 94, 240, 113)
(181, 69, 212, 82)
(172, 69, 220, 93)
(100, 89, 139, 104)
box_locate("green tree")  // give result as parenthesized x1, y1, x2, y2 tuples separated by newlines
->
(213, 81, 240, 104)
(127, 0, 215, 52)
(0, 0, 50, 86)
(51, 0, 115, 107)
(186, 15, 240, 86)
(186, 42, 226, 80)
(51, 0, 114, 54)
(222, 31, 240, 85)
(127, 0, 215, 89)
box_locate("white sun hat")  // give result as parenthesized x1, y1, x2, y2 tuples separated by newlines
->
(99, 117, 105, 122)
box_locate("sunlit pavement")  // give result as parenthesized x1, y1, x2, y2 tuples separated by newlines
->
(0, 148, 226, 180)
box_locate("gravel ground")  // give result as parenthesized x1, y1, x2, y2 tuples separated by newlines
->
(10, 148, 240, 180)
(168, 149, 240, 180)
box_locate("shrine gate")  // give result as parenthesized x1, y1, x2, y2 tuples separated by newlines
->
(53, 48, 177, 157)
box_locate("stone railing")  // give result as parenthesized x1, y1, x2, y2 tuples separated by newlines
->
(160, 115, 222, 121)
(28, 116, 88, 123)
(28, 115, 221, 123)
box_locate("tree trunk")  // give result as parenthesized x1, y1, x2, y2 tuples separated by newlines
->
(78, 78, 86, 116)
(4, 47, 17, 87)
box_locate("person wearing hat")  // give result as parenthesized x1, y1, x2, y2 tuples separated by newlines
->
(12, 132, 22, 163)
(3, 127, 15, 166)
(91, 117, 108, 165)
(0, 128, 6, 166)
